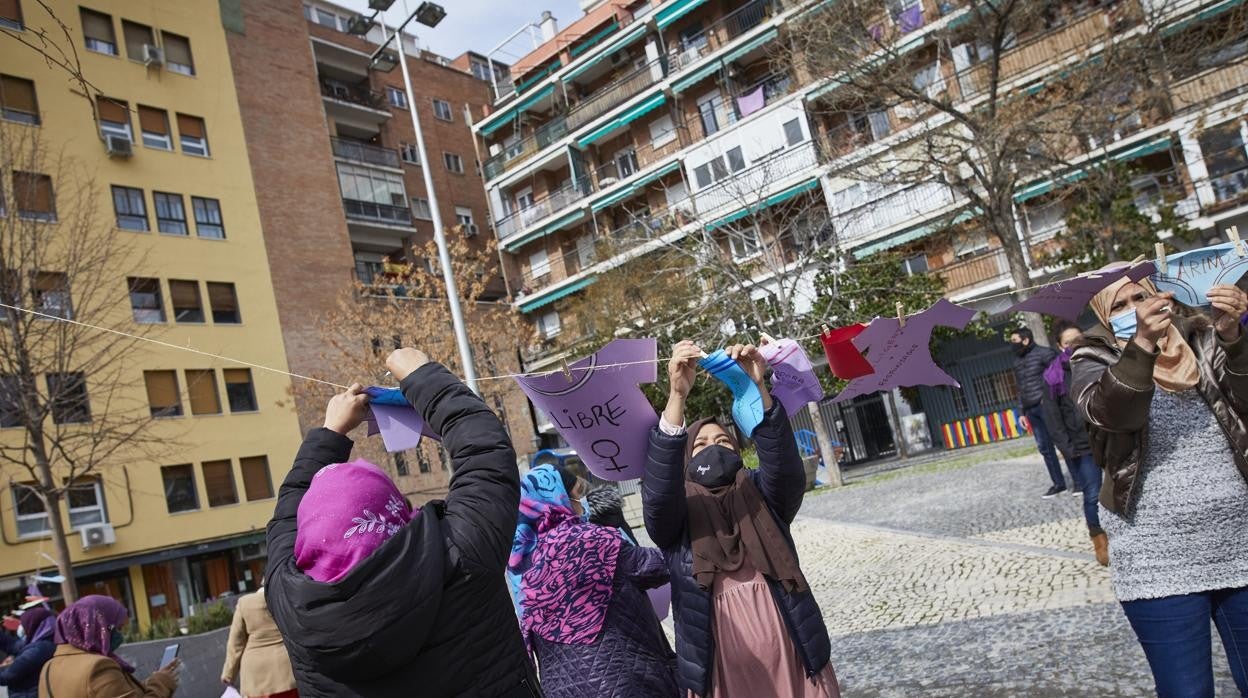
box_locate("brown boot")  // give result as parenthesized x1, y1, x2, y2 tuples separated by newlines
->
(1092, 532, 1109, 567)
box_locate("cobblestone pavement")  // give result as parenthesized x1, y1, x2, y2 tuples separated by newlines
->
(796, 448, 1238, 696)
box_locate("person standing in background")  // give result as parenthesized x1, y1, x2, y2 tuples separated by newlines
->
(222, 588, 298, 698)
(1010, 327, 1075, 498)
(0, 608, 56, 698)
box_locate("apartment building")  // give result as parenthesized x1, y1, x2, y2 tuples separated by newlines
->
(474, 0, 1248, 459)
(0, 0, 301, 629)
(223, 0, 540, 487)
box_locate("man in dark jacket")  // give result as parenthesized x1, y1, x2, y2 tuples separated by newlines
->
(1009, 327, 1069, 498)
(264, 348, 540, 698)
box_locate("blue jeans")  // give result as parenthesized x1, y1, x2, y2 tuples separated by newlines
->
(1121, 587, 1248, 697)
(1023, 404, 1065, 489)
(1066, 453, 1102, 532)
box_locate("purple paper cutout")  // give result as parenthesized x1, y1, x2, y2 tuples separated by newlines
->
(369, 404, 428, 453)
(1006, 262, 1156, 322)
(1152, 243, 1248, 307)
(759, 339, 824, 414)
(897, 4, 924, 32)
(833, 299, 976, 403)
(513, 339, 659, 482)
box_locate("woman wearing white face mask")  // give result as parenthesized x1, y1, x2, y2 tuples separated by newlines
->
(1071, 264, 1248, 696)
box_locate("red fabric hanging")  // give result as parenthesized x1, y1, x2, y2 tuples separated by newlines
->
(820, 324, 875, 380)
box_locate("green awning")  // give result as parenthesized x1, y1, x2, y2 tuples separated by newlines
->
(570, 21, 619, 58)
(719, 27, 779, 66)
(1014, 135, 1173, 203)
(656, 0, 712, 29)
(505, 209, 587, 251)
(705, 178, 821, 231)
(577, 93, 667, 147)
(562, 25, 649, 83)
(1163, 0, 1244, 36)
(479, 84, 557, 137)
(806, 78, 838, 103)
(515, 62, 561, 94)
(520, 276, 596, 313)
(590, 161, 682, 212)
(672, 60, 723, 94)
(852, 208, 977, 257)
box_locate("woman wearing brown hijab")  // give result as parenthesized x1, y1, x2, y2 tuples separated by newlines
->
(1071, 264, 1248, 695)
(642, 340, 839, 698)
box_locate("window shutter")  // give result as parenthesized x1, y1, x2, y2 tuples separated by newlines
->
(223, 368, 250, 386)
(144, 371, 179, 410)
(14, 173, 53, 213)
(97, 96, 128, 123)
(185, 369, 220, 414)
(240, 456, 273, 500)
(201, 460, 237, 506)
(168, 279, 200, 307)
(206, 282, 237, 312)
(138, 106, 168, 134)
(0, 76, 36, 113)
(122, 21, 151, 60)
(162, 32, 193, 67)
(81, 10, 113, 42)
(176, 113, 204, 138)
(0, 0, 22, 23)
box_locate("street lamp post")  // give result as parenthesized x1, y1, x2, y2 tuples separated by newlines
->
(364, 2, 480, 394)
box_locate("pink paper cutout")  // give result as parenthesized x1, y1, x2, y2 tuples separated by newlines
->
(759, 338, 824, 414)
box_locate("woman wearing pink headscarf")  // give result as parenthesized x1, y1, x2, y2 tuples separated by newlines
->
(38, 595, 180, 697)
(264, 348, 539, 698)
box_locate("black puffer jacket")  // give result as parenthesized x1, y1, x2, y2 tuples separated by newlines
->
(265, 363, 540, 698)
(1014, 343, 1058, 409)
(642, 401, 831, 697)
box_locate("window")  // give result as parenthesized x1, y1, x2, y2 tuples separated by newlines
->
(912, 61, 945, 99)
(47, 372, 90, 424)
(726, 146, 746, 173)
(971, 370, 1018, 410)
(852, 110, 891, 141)
(1025, 200, 1066, 240)
(694, 162, 711, 188)
(783, 118, 804, 146)
(111, 185, 147, 230)
(902, 254, 929, 275)
(153, 192, 188, 235)
(137, 105, 171, 150)
(202, 460, 238, 507)
(185, 369, 221, 415)
(418, 449, 432, 473)
(952, 230, 990, 258)
(411, 197, 432, 220)
(400, 143, 421, 165)
(160, 464, 199, 513)
(387, 87, 407, 108)
(161, 32, 194, 76)
(650, 114, 677, 148)
(177, 114, 209, 156)
(313, 7, 339, 28)
(338, 164, 407, 206)
(96, 96, 130, 141)
(0, 375, 19, 427)
(206, 282, 240, 324)
(127, 277, 164, 323)
(0, 0, 22, 30)
(14, 485, 49, 538)
(144, 370, 182, 417)
(710, 157, 728, 182)
(224, 368, 258, 412)
(729, 226, 762, 261)
(192, 197, 225, 238)
(443, 152, 464, 174)
(538, 310, 561, 338)
(529, 249, 550, 278)
(169, 279, 204, 322)
(240, 456, 273, 500)
(121, 20, 153, 61)
(1200, 122, 1248, 203)
(13, 171, 55, 221)
(32, 271, 71, 319)
(65, 478, 106, 528)
(0, 74, 39, 125)
(433, 98, 453, 121)
(697, 95, 721, 137)
(454, 206, 474, 227)
(393, 452, 409, 476)
(80, 8, 117, 55)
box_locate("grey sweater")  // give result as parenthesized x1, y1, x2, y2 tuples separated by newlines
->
(1100, 388, 1248, 601)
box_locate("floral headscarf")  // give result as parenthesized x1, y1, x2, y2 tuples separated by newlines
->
(294, 459, 417, 583)
(55, 596, 133, 672)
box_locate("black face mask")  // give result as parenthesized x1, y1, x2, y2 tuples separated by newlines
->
(1012, 342, 1030, 357)
(687, 445, 744, 489)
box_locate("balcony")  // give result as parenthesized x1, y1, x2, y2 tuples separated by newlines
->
(495, 178, 593, 242)
(483, 117, 569, 181)
(938, 248, 1010, 294)
(1171, 57, 1248, 113)
(832, 181, 957, 245)
(320, 79, 386, 110)
(566, 58, 665, 132)
(668, 0, 781, 75)
(342, 198, 414, 227)
(694, 141, 821, 220)
(1209, 165, 1248, 210)
(331, 137, 401, 169)
(588, 127, 687, 189)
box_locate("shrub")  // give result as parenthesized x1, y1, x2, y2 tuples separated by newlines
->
(186, 600, 233, 635)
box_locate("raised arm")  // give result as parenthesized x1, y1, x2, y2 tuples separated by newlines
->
(750, 400, 806, 523)
(391, 350, 518, 576)
(1072, 341, 1156, 434)
(644, 341, 702, 549)
(1208, 285, 1248, 416)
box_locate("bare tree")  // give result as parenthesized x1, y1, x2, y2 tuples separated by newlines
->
(0, 126, 170, 603)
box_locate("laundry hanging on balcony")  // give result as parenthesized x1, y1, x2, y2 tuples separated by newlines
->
(735, 85, 766, 118)
(759, 337, 825, 414)
(513, 339, 659, 481)
(820, 324, 875, 381)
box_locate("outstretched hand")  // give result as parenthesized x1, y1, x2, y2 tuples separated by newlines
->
(727, 343, 773, 411)
(323, 384, 370, 436)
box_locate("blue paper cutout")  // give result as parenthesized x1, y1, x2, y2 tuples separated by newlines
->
(1153, 242, 1248, 308)
(699, 350, 765, 437)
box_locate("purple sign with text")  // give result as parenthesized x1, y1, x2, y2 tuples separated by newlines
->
(759, 338, 824, 415)
(833, 299, 976, 403)
(513, 339, 659, 481)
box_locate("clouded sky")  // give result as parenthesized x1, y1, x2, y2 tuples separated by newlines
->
(333, 0, 587, 64)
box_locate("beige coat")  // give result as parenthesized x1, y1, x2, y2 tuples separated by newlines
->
(221, 590, 298, 697)
(38, 645, 176, 698)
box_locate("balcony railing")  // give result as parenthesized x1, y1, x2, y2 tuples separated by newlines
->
(483, 117, 569, 180)
(832, 181, 957, 244)
(695, 141, 821, 220)
(331, 137, 401, 169)
(588, 127, 687, 189)
(669, 0, 781, 75)
(320, 80, 387, 110)
(1210, 165, 1248, 208)
(1171, 57, 1248, 113)
(938, 248, 1010, 294)
(342, 198, 414, 227)
(495, 177, 593, 241)
(567, 58, 666, 131)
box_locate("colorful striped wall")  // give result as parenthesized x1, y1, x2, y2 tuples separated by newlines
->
(940, 409, 1030, 450)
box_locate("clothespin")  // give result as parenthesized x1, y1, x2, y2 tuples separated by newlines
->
(759, 332, 777, 345)
(558, 357, 573, 382)
(896, 302, 906, 329)
(1228, 226, 1244, 257)
(1156, 242, 1167, 276)
(821, 323, 831, 337)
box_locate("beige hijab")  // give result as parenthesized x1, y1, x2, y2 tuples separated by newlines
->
(1088, 265, 1199, 392)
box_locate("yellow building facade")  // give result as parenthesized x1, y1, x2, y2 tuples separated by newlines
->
(0, 0, 302, 630)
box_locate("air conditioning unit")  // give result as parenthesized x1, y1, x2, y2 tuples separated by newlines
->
(81, 523, 116, 550)
(609, 50, 628, 66)
(104, 135, 133, 158)
(143, 44, 164, 65)
(464, 223, 480, 237)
